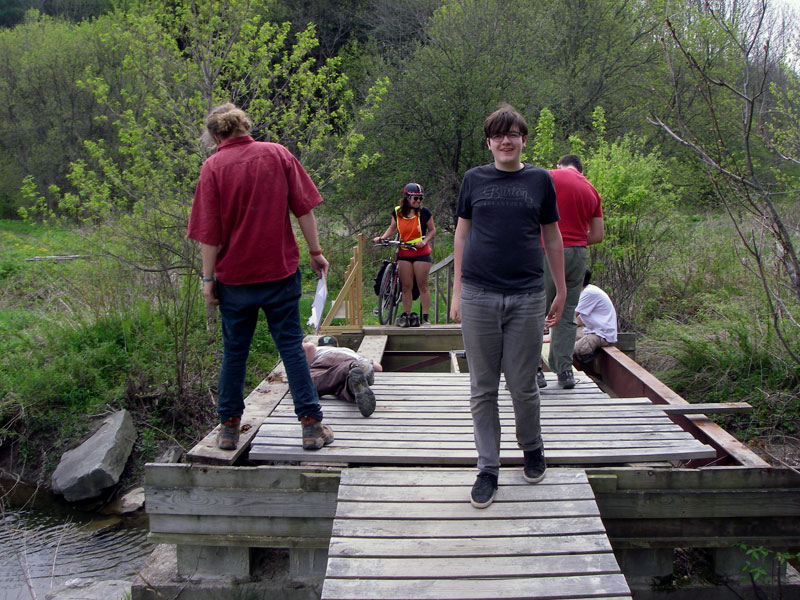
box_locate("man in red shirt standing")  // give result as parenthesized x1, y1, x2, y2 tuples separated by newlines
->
(543, 155, 604, 389)
(187, 103, 333, 452)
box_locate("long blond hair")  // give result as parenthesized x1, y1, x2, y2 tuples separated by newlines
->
(201, 103, 252, 148)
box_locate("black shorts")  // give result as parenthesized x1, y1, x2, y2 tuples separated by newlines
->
(397, 254, 432, 264)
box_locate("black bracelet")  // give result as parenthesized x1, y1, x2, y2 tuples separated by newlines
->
(201, 277, 215, 282)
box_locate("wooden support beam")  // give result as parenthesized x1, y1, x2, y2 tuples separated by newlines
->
(186, 368, 287, 465)
(582, 346, 769, 467)
(659, 402, 752, 415)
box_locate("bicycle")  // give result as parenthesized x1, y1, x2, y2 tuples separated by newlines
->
(374, 239, 417, 325)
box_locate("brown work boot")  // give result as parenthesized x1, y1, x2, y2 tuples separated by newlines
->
(300, 415, 334, 450)
(347, 366, 376, 417)
(217, 416, 241, 450)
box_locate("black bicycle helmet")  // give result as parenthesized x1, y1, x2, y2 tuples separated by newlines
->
(318, 335, 338, 347)
(402, 182, 424, 197)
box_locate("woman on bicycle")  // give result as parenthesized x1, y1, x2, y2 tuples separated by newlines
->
(373, 182, 436, 327)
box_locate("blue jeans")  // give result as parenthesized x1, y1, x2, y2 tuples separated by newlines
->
(460, 282, 546, 476)
(216, 269, 322, 423)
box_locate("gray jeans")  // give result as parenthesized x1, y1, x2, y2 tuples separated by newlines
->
(544, 245, 588, 374)
(460, 282, 546, 476)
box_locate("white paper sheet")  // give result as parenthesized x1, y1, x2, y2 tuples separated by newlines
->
(306, 275, 328, 333)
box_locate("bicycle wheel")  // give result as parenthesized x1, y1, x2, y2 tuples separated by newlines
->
(378, 262, 398, 325)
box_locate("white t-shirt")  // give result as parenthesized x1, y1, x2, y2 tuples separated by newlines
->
(575, 284, 618, 343)
(314, 346, 360, 361)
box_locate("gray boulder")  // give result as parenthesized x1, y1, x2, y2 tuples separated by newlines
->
(102, 486, 145, 515)
(52, 410, 136, 502)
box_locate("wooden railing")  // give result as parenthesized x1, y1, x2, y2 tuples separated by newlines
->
(319, 234, 455, 330)
(430, 253, 454, 324)
(319, 235, 364, 333)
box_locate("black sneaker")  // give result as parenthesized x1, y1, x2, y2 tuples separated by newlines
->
(558, 369, 575, 389)
(523, 447, 547, 483)
(347, 366, 376, 417)
(470, 471, 498, 508)
(409, 312, 420, 327)
(536, 367, 547, 389)
(396, 312, 410, 328)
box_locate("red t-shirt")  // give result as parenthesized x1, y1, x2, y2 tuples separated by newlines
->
(187, 136, 322, 284)
(548, 168, 603, 247)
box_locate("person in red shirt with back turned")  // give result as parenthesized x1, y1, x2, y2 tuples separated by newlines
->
(542, 154, 604, 389)
(187, 103, 333, 452)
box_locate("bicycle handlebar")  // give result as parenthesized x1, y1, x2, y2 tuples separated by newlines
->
(374, 240, 417, 251)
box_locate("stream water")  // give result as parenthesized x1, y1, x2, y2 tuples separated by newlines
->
(0, 487, 152, 600)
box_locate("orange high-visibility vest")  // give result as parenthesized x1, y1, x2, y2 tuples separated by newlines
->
(395, 206, 423, 244)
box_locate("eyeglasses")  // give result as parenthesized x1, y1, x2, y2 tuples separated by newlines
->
(490, 131, 523, 141)
(409, 195, 423, 201)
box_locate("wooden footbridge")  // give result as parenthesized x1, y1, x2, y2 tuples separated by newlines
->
(140, 328, 800, 600)
(138, 240, 800, 600)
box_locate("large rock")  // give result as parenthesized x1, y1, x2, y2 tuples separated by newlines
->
(52, 410, 136, 502)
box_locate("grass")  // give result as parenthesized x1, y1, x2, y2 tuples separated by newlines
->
(635, 211, 800, 440)
(0, 219, 286, 486)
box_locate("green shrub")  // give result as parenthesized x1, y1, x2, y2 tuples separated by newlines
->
(641, 296, 800, 438)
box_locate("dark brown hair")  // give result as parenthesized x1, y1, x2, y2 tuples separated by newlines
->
(483, 103, 528, 139)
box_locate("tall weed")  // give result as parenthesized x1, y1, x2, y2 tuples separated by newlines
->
(641, 298, 800, 438)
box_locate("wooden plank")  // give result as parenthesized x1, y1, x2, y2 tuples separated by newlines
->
(334, 500, 602, 519)
(186, 377, 287, 465)
(257, 423, 694, 439)
(331, 517, 607, 538)
(338, 467, 587, 486)
(146, 486, 338, 518)
(328, 533, 614, 557)
(356, 334, 387, 364)
(145, 463, 340, 490)
(587, 465, 800, 490)
(257, 427, 695, 442)
(325, 554, 622, 579)
(337, 482, 597, 502)
(255, 436, 704, 452)
(595, 488, 800, 519)
(322, 572, 630, 599)
(149, 514, 334, 538)
(266, 413, 682, 425)
(258, 423, 687, 435)
(659, 402, 752, 415)
(147, 532, 330, 549)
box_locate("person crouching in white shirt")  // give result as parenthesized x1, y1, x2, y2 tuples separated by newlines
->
(574, 270, 618, 363)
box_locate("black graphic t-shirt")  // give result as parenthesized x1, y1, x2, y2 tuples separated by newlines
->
(456, 163, 558, 294)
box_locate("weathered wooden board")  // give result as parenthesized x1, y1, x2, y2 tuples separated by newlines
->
(322, 467, 631, 600)
(322, 576, 632, 600)
(356, 334, 388, 364)
(186, 377, 287, 465)
(325, 553, 622, 578)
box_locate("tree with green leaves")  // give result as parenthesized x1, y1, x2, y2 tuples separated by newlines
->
(0, 11, 127, 216)
(54, 0, 354, 400)
(339, 0, 670, 234)
(652, 0, 800, 366)
(586, 134, 678, 330)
